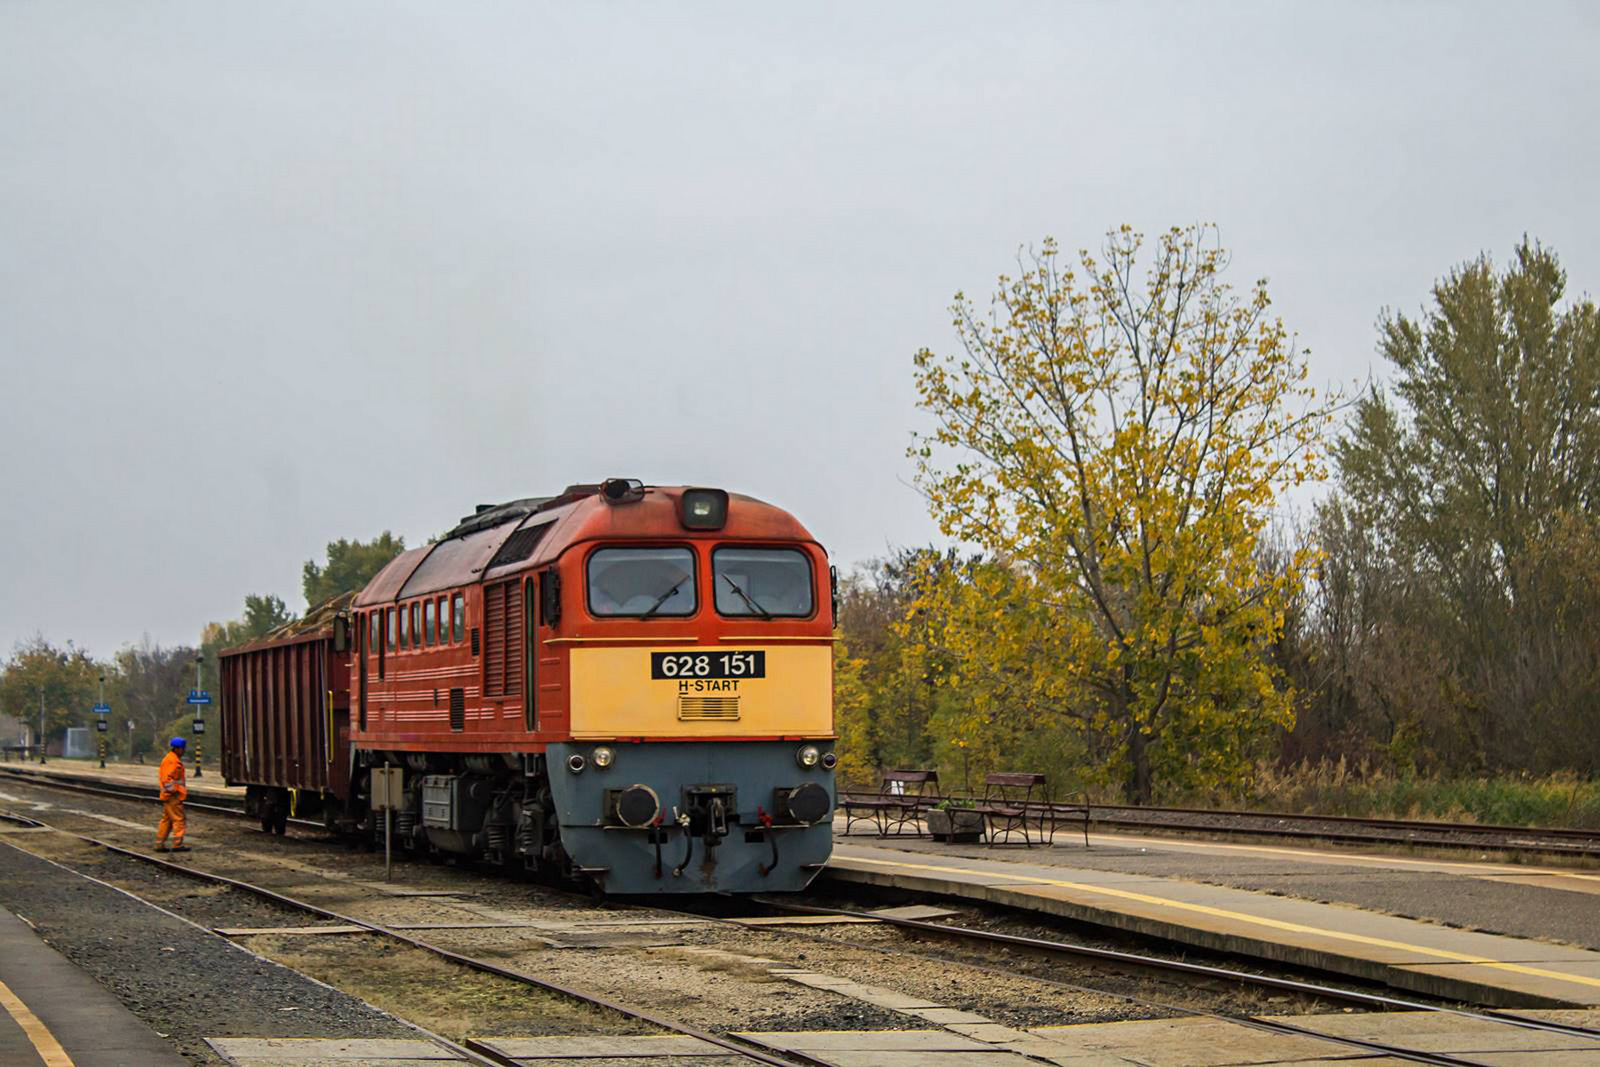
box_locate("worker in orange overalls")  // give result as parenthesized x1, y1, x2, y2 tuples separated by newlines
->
(156, 737, 190, 852)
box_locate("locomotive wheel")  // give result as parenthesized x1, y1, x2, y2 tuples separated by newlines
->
(272, 804, 289, 835)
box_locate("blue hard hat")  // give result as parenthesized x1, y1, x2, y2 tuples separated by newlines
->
(170, 737, 187, 749)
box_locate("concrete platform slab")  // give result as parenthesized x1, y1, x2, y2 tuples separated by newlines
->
(487, 1060, 737, 1067)
(828, 842, 1600, 1008)
(0, 905, 186, 1066)
(206, 1036, 462, 1063)
(1030, 1017, 1358, 1066)
(736, 1031, 995, 1051)
(736, 1030, 1035, 1066)
(477, 1035, 737, 1058)
(1028, 1010, 1600, 1065)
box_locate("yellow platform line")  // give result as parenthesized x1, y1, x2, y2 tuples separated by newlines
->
(0, 976, 74, 1066)
(840, 854, 1600, 993)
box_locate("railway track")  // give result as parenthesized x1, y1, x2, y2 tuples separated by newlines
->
(1084, 802, 1600, 858)
(747, 898, 1600, 1046)
(4, 806, 1587, 1067)
(833, 782, 1600, 858)
(6, 767, 1600, 1065)
(0, 807, 835, 1067)
(14, 766, 1596, 858)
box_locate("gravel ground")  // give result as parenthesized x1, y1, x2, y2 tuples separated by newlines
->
(3, 831, 644, 1041)
(0, 837, 416, 1065)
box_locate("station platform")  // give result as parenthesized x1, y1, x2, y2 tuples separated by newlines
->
(827, 837, 1600, 1009)
(0, 758, 244, 802)
(0, 905, 186, 1066)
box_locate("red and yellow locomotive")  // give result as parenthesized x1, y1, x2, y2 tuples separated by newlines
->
(220, 481, 837, 893)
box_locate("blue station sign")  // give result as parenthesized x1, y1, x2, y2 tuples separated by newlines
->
(91, 703, 111, 714)
(186, 690, 212, 706)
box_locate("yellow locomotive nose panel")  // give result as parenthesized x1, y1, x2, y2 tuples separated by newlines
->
(568, 645, 832, 739)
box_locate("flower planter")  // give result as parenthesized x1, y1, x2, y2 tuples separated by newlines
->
(926, 807, 985, 843)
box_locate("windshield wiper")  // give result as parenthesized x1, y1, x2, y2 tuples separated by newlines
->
(722, 575, 771, 618)
(641, 577, 687, 618)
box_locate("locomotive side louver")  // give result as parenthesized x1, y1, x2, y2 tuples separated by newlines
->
(487, 522, 551, 570)
(449, 688, 465, 731)
(482, 581, 523, 698)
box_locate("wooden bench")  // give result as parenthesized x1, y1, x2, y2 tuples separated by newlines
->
(840, 770, 941, 837)
(975, 773, 1091, 847)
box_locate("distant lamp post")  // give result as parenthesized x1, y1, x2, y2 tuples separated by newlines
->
(192, 654, 205, 778)
(96, 674, 108, 768)
(38, 684, 46, 764)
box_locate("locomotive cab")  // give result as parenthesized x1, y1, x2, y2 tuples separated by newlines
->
(548, 485, 836, 892)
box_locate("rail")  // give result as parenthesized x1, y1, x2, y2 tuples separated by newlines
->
(8, 772, 1600, 1064)
(0, 807, 833, 1067)
(746, 896, 1600, 1061)
(836, 784, 1600, 857)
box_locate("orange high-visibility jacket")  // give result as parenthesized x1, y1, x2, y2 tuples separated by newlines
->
(158, 751, 187, 801)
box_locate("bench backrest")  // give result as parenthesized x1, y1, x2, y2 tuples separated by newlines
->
(985, 772, 1045, 788)
(880, 769, 939, 798)
(983, 772, 1046, 806)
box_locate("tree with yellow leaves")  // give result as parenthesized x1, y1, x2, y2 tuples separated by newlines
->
(912, 226, 1335, 803)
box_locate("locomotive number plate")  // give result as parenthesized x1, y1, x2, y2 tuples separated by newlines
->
(651, 650, 766, 680)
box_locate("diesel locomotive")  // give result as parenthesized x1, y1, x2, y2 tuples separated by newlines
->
(218, 481, 837, 893)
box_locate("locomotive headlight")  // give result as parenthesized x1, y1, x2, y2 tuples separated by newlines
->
(592, 746, 615, 769)
(567, 753, 586, 774)
(796, 744, 820, 769)
(680, 488, 729, 530)
(820, 751, 837, 771)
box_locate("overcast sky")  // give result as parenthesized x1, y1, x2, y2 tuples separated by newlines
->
(2, 2, 1596, 659)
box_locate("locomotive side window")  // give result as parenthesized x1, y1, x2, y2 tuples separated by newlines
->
(424, 600, 436, 646)
(368, 612, 380, 655)
(387, 608, 397, 651)
(587, 547, 697, 617)
(452, 594, 465, 643)
(399, 604, 409, 649)
(411, 603, 421, 648)
(436, 597, 447, 643)
(712, 547, 814, 618)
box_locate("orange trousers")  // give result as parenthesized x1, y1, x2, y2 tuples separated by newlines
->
(157, 795, 186, 845)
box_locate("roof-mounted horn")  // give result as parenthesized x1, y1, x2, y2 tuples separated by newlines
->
(601, 478, 645, 504)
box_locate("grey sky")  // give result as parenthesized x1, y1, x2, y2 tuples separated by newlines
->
(2, 2, 1596, 659)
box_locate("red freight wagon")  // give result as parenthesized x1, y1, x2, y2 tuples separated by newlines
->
(219, 593, 355, 833)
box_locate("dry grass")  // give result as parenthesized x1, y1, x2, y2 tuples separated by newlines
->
(249, 933, 653, 1039)
(1185, 759, 1600, 829)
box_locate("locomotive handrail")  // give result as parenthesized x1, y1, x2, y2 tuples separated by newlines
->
(544, 636, 700, 643)
(717, 635, 840, 641)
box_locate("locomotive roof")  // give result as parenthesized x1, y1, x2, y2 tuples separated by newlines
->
(352, 484, 818, 608)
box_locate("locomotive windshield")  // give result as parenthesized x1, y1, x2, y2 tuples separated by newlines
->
(713, 547, 813, 617)
(587, 547, 697, 617)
